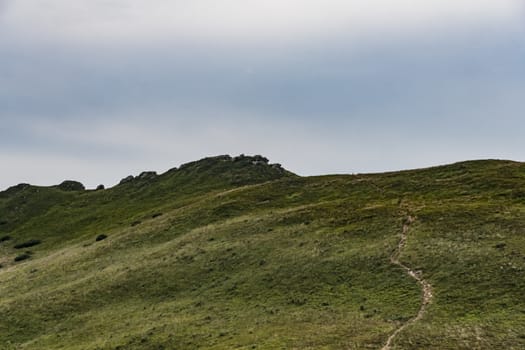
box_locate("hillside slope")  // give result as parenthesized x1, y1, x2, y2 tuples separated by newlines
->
(0, 156, 524, 349)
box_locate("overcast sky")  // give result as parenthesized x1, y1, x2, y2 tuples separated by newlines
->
(1, 1, 525, 190)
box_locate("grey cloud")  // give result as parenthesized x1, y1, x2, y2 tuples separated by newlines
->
(3, 0, 520, 44)
(2, 26, 524, 125)
(1, 5, 525, 190)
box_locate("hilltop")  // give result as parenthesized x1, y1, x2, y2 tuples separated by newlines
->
(1, 155, 524, 349)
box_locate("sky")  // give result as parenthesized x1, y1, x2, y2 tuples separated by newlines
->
(1, 0, 525, 190)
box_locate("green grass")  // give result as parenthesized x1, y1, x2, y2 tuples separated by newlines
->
(1, 155, 525, 349)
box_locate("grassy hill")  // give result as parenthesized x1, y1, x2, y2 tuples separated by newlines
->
(1, 155, 524, 349)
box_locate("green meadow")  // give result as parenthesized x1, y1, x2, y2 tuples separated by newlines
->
(1, 155, 524, 349)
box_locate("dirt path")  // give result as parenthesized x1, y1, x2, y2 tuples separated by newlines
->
(381, 216, 433, 350)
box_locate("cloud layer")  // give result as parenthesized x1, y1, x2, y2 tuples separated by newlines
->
(2, 0, 522, 44)
(1, 1, 524, 189)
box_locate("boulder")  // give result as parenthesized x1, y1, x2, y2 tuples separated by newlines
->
(138, 171, 158, 180)
(56, 181, 85, 191)
(119, 175, 135, 185)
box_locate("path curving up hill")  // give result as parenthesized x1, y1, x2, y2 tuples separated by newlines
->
(381, 215, 433, 350)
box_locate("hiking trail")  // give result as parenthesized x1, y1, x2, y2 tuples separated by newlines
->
(380, 215, 433, 350)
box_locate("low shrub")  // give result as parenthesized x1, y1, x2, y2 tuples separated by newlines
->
(96, 234, 108, 242)
(14, 240, 41, 249)
(0, 235, 12, 242)
(131, 220, 142, 227)
(288, 296, 307, 306)
(14, 253, 31, 262)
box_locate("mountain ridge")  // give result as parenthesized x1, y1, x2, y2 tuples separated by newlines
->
(1, 155, 525, 349)
(3, 156, 520, 194)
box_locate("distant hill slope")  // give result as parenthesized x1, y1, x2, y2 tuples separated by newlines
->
(0, 156, 524, 349)
(0, 155, 294, 251)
